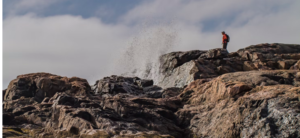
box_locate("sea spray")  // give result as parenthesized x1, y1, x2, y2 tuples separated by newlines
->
(112, 22, 178, 84)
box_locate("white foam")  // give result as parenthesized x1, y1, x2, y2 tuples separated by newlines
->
(112, 22, 178, 84)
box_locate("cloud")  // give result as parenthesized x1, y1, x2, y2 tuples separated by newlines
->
(121, 0, 300, 52)
(122, 0, 294, 24)
(3, 0, 300, 88)
(3, 14, 134, 88)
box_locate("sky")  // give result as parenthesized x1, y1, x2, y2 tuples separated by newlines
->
(3, 0, 300, 88)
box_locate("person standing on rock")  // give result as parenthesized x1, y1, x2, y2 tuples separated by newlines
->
(222, 31, 229, 49)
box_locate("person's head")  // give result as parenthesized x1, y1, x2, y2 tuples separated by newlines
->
(221, 31, 225, 35)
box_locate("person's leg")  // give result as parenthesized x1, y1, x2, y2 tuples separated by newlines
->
(223, 43, 227, 49)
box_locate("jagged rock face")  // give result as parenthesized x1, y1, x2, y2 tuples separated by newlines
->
(4, 73, 91, 102)
(177, 70, 300, 138)
(2, 43, 300, 138)
(159, 50, 207, 74)
(236, 43, 300, 61)
(158, 48, 235, 88)
(236, 43, 300, 70)
(157, 43, 300, 88)
(3, 73, 184, 138)
(5, 71, 299, 138)
(92, 75, 175, 100)
(93, 75, 153, 97)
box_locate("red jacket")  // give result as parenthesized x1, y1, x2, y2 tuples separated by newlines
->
(222, 34, 228, 43)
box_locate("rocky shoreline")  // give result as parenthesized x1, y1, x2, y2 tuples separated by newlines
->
(3, 43, 300, 138)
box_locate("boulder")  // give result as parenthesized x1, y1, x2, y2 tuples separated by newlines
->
(157, 60, 215, 88)
(157, 56, 243, 88)
(93, 75, 153, 97)
(4, 73, 91, 102)
(159, 50, 206, 74)
(278, 60, 298, 69)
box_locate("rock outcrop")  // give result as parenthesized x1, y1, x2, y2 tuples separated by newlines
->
(92, 75, 153, 97)
(177, 70, 300, 138)
(2, 43, 300, 138)
(4, 73, 91, 102)
(3, 74, 184, 137)
(157, 43, 300, 88)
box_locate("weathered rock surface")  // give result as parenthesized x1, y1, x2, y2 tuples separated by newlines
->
(177, 70, 300, 138)
(93, 75, 154, 97)
(4, 73, 91, 102)
(2, 43, 300, 138)
(156, 43, 300, 88)
(3, 73, 184, 138)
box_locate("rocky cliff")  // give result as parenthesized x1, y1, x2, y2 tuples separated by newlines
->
(3, 43, 300, 138)
(157, 43, 300, 88)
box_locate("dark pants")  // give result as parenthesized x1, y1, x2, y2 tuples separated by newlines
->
(223, 43, 228, 49)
